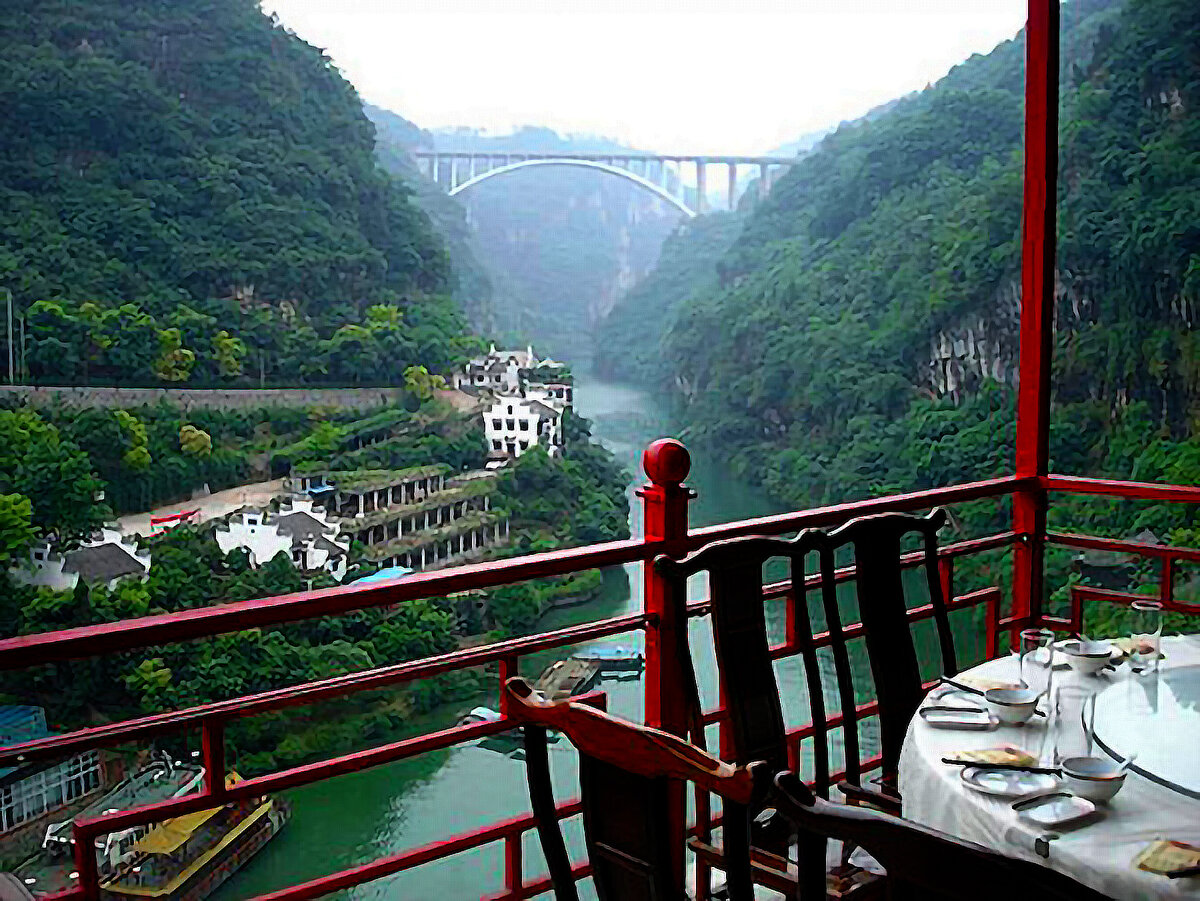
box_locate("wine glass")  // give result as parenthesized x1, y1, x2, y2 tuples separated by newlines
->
(1129, 600, 1163, 673)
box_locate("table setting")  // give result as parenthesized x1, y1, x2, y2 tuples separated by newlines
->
(898, 603, 1200, 899)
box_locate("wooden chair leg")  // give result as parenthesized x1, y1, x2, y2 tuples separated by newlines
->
(523, 724, 579, 901)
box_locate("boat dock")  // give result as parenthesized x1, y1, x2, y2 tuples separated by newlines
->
(533, 658, 602, 700)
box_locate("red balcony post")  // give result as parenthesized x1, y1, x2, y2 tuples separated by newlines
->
(1013, 0, 1060, 631)
(503, 827, 522, 895)
(638, 437, 693, 884)
(1160, 556, 1175, 607)
(639, 438, 693, 731)
(202, 719, 226, 798)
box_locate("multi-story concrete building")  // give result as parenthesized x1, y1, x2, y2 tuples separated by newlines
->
(290, 468, 510, 573)
(0, 707, 105, 839)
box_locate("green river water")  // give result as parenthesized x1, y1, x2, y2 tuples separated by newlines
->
(215, 374, 970, 900)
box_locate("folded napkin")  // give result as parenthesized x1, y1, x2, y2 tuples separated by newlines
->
(943, 746, 1036, 766)
(1134, 840, 1200, 875)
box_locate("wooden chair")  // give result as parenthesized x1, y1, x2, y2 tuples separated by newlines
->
(504, 676, 767, 901)
(654, 509, 955, 814)
(657, 511, 955, 854)
(770, 771, 1112, 901)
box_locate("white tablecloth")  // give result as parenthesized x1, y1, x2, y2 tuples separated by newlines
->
(899, 634, 1200, 900)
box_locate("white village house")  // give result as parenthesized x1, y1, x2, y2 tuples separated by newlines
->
(483, 396, 565, 464)
(214, 496, 350, 579)
(14, 527, 151, 592)
(456, 344, 566, 395)
(458, 345, 573, 468)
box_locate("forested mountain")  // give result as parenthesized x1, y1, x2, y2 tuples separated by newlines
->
(426, 127, 687, 362)
(600, 0, 1199, 552)
(596, 211, 744, 384)
(366, 103, 496, 332)
(0, 0, 477, 386)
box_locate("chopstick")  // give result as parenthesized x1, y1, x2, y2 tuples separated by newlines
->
(937, 676, 1045, 716)
(940, 758, 1061, 775)
(939, 676, 983, 696)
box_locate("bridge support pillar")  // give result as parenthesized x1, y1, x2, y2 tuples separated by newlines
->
(448, 155, 458, 191)
(759, 162, 771, 199)
(727, 163, 738, 211)
(695, 160, 706, 214)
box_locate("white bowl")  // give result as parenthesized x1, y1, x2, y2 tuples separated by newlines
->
(1059, 639, 1115, 675)
(983, 687, 1041, 725)
(1060, 755, 1127, 803)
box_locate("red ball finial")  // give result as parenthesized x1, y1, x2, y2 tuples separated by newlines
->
(643, 438, 691, 487)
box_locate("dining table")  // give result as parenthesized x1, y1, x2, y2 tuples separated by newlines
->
(898, 633, 1200, 900)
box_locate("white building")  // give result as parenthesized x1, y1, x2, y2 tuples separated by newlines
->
(14, 528, 151, 592)
(214, 497, 349, 579)
(456, 344, 565, 394)
(0, 706, 104, 837)
(483, 396, 565, 464)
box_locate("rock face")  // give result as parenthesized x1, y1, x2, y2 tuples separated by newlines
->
(927, 279, 1020, 401)
(926, 269, 1196, 403)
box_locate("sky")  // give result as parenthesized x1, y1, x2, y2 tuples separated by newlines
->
(263, 0, 1027, 156)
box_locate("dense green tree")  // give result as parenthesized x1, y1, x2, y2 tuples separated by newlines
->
(1, 0, 477, 389)
(0, 493, 37, 567)
(0, 408, 107, 537)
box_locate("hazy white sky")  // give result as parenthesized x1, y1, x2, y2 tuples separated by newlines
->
(263, 0, 1026, 155)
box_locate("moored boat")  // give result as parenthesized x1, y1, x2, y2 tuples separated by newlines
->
(99, 773, 289, 901)
(571, 644, 645, 673)
(2, 765, 286, 901)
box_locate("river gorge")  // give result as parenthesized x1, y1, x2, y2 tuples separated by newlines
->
(215, 373, 783, 898)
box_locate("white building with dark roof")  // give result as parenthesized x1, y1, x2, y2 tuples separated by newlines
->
(14, 528, 150, 592)
(483, 396, 566, 464)
(214, 497, 349, 579)
(456, 344, 565, 395)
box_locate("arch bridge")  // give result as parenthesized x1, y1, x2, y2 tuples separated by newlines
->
(413, 151, 800, 217)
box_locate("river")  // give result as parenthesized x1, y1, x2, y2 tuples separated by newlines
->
(215, 374, 785, 899)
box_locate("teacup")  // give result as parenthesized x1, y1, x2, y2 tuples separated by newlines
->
(983, 687, 1042, 725)
(1059, 639, 1115, 676)
(1060, 755, 1127, 802)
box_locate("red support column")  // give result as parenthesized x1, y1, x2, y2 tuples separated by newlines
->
(202, 719, 226, 799)
(1013, 0, 1060, 630)
(1160, 556, 1175, 607)
(638, 438, 693, 886)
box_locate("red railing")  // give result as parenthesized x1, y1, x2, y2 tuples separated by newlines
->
(3, 447, 1195, 900)
(0, 450, 1026, 900)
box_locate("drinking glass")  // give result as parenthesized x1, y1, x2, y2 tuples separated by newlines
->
(1019, 628, 1056, 693)
(1129, 600, 1163, 673)
(1051, 685, 1096, 765)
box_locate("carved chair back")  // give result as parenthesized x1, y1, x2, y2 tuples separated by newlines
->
(654, 509, 955, 797)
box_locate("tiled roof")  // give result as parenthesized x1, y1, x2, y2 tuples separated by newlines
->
(62, 543, 146, 583)
(313, 536, 348, 557)
(274, 511, 332, 540)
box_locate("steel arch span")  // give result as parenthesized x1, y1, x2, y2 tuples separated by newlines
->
(448, 158, 696, 218)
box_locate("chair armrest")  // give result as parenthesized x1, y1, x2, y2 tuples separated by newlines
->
(835, 780, 902, 816)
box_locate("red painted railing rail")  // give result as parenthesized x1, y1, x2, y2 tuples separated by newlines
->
(4, 436, 1199, 900)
